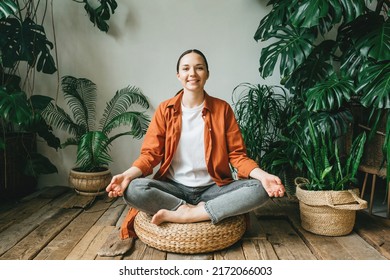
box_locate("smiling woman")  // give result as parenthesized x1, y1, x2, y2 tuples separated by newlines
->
(106, 49, 285, 237)
(34, 0, 269, 189)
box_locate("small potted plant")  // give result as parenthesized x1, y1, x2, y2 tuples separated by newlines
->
(292, 119, 368, 236)
(42, 75, 150, 196)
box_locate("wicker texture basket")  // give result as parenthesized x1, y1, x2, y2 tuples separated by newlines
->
(134, 211, 246, 254)
(295, 178, 367, 236)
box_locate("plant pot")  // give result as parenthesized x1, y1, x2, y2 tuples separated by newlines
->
(68, 168, 112, 196)
(0, 133, 37, 199)
(295, 179, 368, 236)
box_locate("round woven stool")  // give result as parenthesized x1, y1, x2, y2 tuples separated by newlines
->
(134, 211, 246, 254)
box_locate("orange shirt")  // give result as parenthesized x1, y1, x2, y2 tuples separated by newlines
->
(132, 90, 259, 186)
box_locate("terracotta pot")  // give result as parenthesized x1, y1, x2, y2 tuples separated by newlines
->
(68, 168, 112, 196)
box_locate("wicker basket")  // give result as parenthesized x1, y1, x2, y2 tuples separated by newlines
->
(295, 178, 367, 236)
(134, 211, 246, 254)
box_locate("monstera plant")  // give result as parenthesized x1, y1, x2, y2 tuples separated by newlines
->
(254, 0, 389, 187)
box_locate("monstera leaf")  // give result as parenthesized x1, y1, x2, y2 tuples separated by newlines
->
(0, 17, 56, 74)
(358, 62, 390, 110)
(284, 40, 336, 92)
(305, 73, 354, 112)
(259, 26, 316, 80)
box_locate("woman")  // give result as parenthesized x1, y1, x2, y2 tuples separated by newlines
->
(106, 49, 285, 226)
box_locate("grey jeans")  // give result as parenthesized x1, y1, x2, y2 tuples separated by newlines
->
(123, 178, 269, 224)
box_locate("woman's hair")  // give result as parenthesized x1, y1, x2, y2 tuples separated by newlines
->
(176, 49, 209, 73)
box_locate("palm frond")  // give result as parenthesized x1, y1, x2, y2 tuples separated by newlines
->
(61, 75, 97, 131)
(99, 85, 149, 130)
(42, 102, 85, 138)
(76, 131, 111, 172)
(104, 111, 150, 140)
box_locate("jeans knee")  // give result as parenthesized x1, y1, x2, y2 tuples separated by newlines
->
(124, 178, 150, 205)
(252, 180, 269, 205)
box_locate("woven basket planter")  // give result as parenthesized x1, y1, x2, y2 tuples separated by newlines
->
(134, 211, 246, 254)
(68, 168, 112, 196)
(295, 178, 367, 236)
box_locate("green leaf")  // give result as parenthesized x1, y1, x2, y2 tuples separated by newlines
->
(61, 75, 97, 131)
(358, 62, 390, 109)
(0, 88, 30, 125)
(76, 131, 111, 172)
(305, 73, 354, 111)
(259, 26, 316, 80)
(339, 13, 389, 62)
(82, 0, 118, 32)
(284, 40, 336, 92)
(290, 0, 331, 28)
(0, 0, 18, 19)
(254, 0, 291, 41)
(320, 166, 333, 180)
(339, 0, 365, 24)
(100, 85, 149, 132)
(0, 17, 56, 73)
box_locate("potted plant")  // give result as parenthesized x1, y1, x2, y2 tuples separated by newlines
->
(292, 119, 368, 236)
(42, 75, 150, 196)
(0, 0, 61, 199)
(253, 0, 390, 191)
(231, 83, 288, 166)
(0, 0, 122, 199)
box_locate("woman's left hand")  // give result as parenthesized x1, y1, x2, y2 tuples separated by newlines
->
(250, 168, 286, 197)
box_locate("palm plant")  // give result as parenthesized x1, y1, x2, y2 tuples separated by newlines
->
(42, 75, 150, 172)
(254, 0, 390, 187)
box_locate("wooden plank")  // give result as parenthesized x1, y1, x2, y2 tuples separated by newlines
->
(66, 225, 115, 260)
(242, 238, 278, 260)
(283, 204, 354, 260)
(0, 186, 70, 233)
(213, 241, 245, 260)
(167, 252, 212, 260)
(0, 191, 74, 256)
(0, 208, 81, 260)
(61, 194, 97, 209)
(34, 196, 113, 260)
(335, 233, 387, 260)
(95, 197, 126, 226)
(95, 227, 134, 259)
(254, 199, 286, 217)
(124, 239, 166, 260)
(355, 211, 390, 259)
(260, 218, 316, 260)
(243, 212, 267, 239)
(296, 232, 353, 260)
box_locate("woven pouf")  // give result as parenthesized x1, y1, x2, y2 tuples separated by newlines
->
(134, 211, 246, 254)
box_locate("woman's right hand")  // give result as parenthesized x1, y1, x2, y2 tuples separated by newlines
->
(106, 166, 142, 198)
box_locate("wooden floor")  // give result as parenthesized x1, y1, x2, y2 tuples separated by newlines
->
(0, 186, 389, 260)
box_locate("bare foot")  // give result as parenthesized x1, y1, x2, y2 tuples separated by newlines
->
(151, 202, 209, 225)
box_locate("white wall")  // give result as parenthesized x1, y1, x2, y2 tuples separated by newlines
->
(36, 0, 279, 188)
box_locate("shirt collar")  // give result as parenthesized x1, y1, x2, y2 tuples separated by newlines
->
(167, 90, 212, 114)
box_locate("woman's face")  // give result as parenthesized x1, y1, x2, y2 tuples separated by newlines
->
(177, 52, 209, 93)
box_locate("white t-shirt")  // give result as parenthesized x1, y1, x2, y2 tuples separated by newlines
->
(167, 101, 214, 187)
